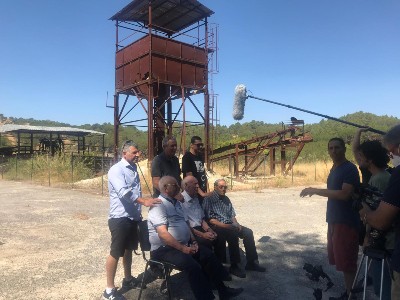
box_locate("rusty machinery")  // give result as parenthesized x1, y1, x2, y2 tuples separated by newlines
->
(210, 121, 313, 178)
(109, 0, 217, 163)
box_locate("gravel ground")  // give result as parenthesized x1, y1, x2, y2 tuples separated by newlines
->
(0, 180, 378, 300)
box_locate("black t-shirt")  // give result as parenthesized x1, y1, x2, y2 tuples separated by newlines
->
(182, 151, 207, 193)
(151, 152, 182, 197)
(382, 166, 400, 272)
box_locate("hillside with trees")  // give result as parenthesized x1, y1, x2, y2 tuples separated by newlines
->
(1, 112, 399, 160)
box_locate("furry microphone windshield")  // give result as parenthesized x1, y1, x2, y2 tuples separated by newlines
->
(233, 84, 247, 120)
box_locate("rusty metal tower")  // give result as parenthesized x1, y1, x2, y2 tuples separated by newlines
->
(110, 0, 215, 163)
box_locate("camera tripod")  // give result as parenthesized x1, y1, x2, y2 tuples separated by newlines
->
(349, 247, 391, 300)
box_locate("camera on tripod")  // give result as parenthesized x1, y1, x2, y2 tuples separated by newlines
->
(352, 184, 386, 250)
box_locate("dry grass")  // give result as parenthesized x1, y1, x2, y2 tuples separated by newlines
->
(2, 154, 93, 186)
(2, 155, 333, 195)
(210, 160, 332, 191)
(70, 159, 154, 195)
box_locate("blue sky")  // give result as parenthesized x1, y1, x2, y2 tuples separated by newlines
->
(1, 0, 399, 127)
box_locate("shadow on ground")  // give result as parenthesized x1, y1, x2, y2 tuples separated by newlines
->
(123, 231, 342, 300)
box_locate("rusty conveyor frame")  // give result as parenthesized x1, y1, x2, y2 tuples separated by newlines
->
(209, 124, 313, 178)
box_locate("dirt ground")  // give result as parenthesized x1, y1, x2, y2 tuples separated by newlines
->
(0, 180, 379, 300)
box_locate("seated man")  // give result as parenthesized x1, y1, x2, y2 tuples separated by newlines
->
(203, 179, 266, 278)
(180, 175, 218, 250)
(148, 176, 243, 300)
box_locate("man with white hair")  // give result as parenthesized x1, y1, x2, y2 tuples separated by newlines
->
(148, 176, 243, 300)
(180, 175, 218, 250)
(203, 179, 266, 279)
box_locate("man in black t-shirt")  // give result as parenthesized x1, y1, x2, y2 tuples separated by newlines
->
(182, 136, 208, 199)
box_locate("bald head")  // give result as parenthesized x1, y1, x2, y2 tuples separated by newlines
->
(181, 175, 199, 197)
(159, 176, 180, 198)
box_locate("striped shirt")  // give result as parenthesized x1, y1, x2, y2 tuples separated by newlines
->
(203, 191, 236, 224)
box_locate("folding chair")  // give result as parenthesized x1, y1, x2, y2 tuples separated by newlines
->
(136, 220, 180, 300)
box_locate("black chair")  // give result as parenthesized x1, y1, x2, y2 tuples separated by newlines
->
(136, 220, 180, 300)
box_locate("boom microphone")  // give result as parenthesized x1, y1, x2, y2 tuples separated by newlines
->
(232, 84, 386, 135)
(233, 84, 247, 120)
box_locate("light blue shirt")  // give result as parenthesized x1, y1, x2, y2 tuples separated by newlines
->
(148, 194, 191, 251)
(107, 158, 142, 220)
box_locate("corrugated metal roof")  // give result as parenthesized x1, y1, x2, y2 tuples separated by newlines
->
(110, 0, 214, 35)
(0, 124, 105, 137)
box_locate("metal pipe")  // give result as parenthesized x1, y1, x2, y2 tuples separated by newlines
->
(181, 86, 186, 155)
(101, 152, 104, 196)
(114, 94, 119, 161)
(204, 17, 210, 166)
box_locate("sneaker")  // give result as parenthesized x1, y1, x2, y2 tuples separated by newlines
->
(245, 262, 266, 272)
(229, 265, 246, 278)
(102, 288, 126, 300)
(218, 286, 244, 300)
(122, 277, 141, 290)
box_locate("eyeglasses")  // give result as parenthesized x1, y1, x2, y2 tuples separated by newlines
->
(193, 143, 204, 147)
(165, 183, 178, 187)
(217, 185, 228, 189)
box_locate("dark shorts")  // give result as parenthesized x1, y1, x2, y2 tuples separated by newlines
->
(327, 223, 359, 272)
(108, 217, 139, 259)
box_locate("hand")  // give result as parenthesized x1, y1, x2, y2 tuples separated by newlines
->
(231, 223, 241, 232)
(175, 193, 184, 202)
(190, 241, 199, 253)
(203, 231, 216, 240)
(359, 203, 372, 224)
(300, 187, 316, 197)
(181, 245, 194, 255)
(209, 229, 217, 238)
(236, 224, 242, 232)
(142, 198, 162, 207)
(358, 127, 370, 133)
